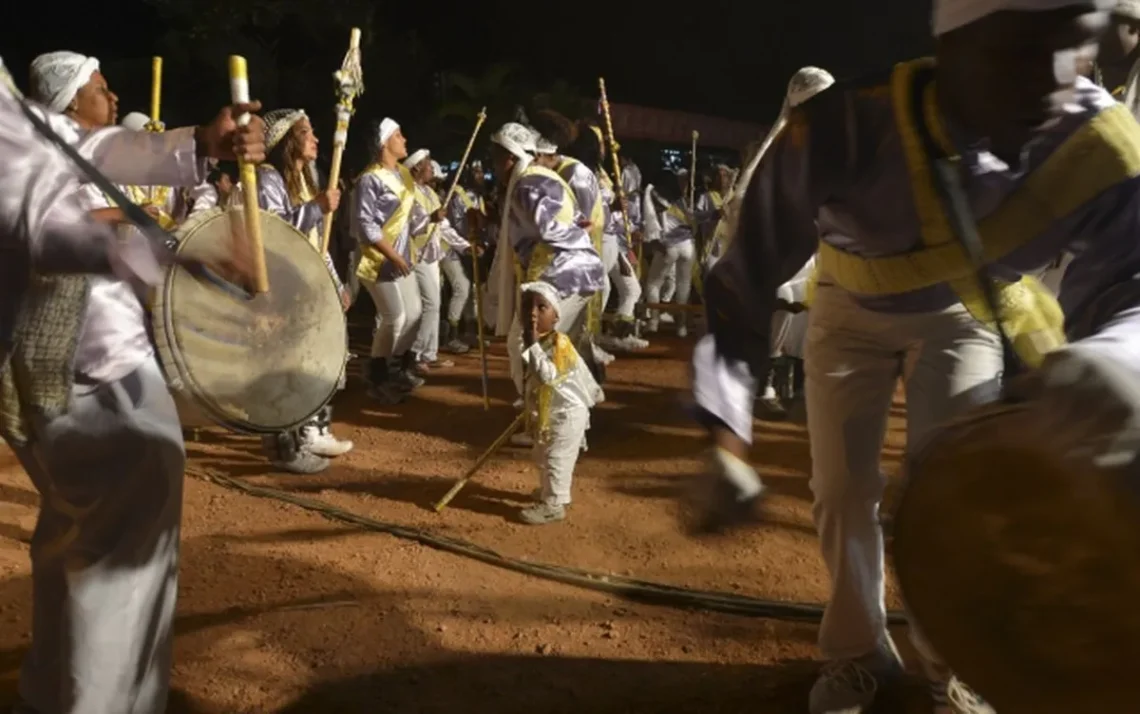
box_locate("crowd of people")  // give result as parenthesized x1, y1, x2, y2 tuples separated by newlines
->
(5, 0, 1140, 712)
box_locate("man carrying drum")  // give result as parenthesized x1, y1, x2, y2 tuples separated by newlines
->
(690, 0, 1140, 712)
(3, 52, 265, 714)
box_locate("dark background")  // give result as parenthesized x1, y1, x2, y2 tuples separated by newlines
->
(0, 0, 934, 172)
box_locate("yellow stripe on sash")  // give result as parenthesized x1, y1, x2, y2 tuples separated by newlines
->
(355, 163, 417, 282)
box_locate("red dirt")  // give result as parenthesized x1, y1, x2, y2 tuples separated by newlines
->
(0, 315, 923, 713)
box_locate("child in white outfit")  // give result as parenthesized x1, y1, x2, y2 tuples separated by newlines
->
(518, 281, 605, 525)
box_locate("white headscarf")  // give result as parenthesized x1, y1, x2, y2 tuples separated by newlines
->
(431, 160, 446, 180)
(520, 281, 562, 324)
(29, 51, 100, 114)
(491, 122, 537, 162)
(933, 0, 1113, 35)
(121, 111, 151, 131)
(535, 136, 558, 155)
(404, 148, 430, 169)
(1118, 0, 1140, 17)
(376, 117, 400, 149)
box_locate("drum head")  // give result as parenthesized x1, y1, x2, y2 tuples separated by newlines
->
(892, 401, 1140, 713)
(153, 208, 347, 433)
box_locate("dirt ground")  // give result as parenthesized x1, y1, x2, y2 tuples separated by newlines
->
(0, 311, 922, 713)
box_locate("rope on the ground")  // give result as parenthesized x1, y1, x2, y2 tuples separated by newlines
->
(188, 466, 908, 626)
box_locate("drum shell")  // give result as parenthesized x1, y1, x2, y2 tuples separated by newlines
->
(152, 207, 347, 434)
(891, 396, 1140, 713)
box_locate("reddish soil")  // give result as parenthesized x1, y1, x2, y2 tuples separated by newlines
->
(0, 312, 924, 713)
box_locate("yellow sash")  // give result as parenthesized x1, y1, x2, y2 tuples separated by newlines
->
(411, 184, 442, 252)
(812, 58, 1140, 366)
(511, 164, 577, 312)
(115, 185, 175, 230)
(355, 163, 417, 282)
(528, 331, 578, 440)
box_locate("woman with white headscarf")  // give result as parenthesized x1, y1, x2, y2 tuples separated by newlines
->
(352, 118, 433, 404)
(253, 108, 353, 473)
(487, 121, 606, 410)
(404, 148, 472, 370)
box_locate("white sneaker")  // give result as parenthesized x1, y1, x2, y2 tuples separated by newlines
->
(676, 324, 688, 338)
(808, 651, 903, 714)
(593, 345, 616, 365)
(520, 502, 566, 524)
(509, 432, 534, 448)
(931, 675, 995, 714)
(659, 312, 675, 325)
(302, 425, 354, 457)
(645, 318, 659, 334)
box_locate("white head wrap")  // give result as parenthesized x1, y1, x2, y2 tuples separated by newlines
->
(404, 148, 431, 169)
(1117, 0, 1140, 17)
(29, 51, 100, 113)
(534, 136, 558, 155)
(491, 122, 537, 162)
(786, 67, 836, 108)
(376, 117, 400, 149)
(263, 108, 306, 152)
(431, 160, 446, 179)
(520, 282, 562, 323)
(933, 0, 1113, 35)
(121, 112, 151, 131)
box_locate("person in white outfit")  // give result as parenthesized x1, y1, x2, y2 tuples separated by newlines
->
(692, 2, 1130, 711)
(517, 281, 604, 525)
(644, 172, 696, 336)
(442, 162, 485, 354)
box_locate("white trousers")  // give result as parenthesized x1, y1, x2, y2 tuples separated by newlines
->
(804, 282, 1003, 663)
(602, 238, 641, 320)
(646, 240, 695, 324)
(508, 292, 591, 396)
(534, 408, 590, 506)
(441, 254, 471, 324)
(412, 260, 442, 362)
(362, 272, 423, 359)
(12, 358, 184, 714)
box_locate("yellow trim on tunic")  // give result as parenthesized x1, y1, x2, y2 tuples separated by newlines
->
(355, 163, 417, 282)
(809, 58, 1140, 366)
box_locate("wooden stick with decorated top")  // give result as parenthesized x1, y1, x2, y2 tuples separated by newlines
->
(598, 78, 638, 275)
(319, 27, 364, 255)
(228, 55, 269, 293)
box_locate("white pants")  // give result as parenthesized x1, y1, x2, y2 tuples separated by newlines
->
(412, 260, 442, 362)
(441, 254, 471, 324)
(534, 408, 590, 506)
(12, 358, 184, 714)
(805, 282, 1003, 663)
(646, 240, 695, 324)
(508, 292, 591, 396)
(602, 238, 641, 320)
(362, 272, 423, 359)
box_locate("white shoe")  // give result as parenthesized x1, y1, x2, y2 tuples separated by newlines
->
(676, 324, 688, 338)
(593, 345, 616, 365)
(302, 425, 354, 457)
(808, 651, 903, 714)
(659, 312, 675, 325)
(520, 502, 566, 525)
(509, 432, 534, 448)
(645, 318, 659, 334)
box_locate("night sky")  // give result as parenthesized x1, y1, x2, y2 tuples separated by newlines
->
(0, 0, 934, 163)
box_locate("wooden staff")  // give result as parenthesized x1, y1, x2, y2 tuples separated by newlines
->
(150, 57, 162, 126)
(434, 412, 525, 512)
(688, 130, 699, 210)
(424, 107, 487, 246)
(598, 78, 638, 273)
(469, 213, 491, 411)
(228, 56, 269, 293)
(320, 27, 364, 255)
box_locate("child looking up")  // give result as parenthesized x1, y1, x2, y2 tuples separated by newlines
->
(518, 281, 605, 524)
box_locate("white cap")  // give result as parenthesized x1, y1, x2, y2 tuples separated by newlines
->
(520, 281, 562, 323)
(29, 51, 100, 113)
(491, 122, 538, 162)
(1116, 0, 1140, 18)
(404, 148, 431, 169)
(376, 117, 400, 149)
(121, 111, 151, 131)
(933, 0, 1113, 36)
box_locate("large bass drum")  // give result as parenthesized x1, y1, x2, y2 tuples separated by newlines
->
(151, 207, 347, 433)
(891, 383, 1140, 713)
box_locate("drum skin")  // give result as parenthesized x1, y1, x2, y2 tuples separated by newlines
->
(892, 398, 1140, 713)
(152, 207, 347, 433)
